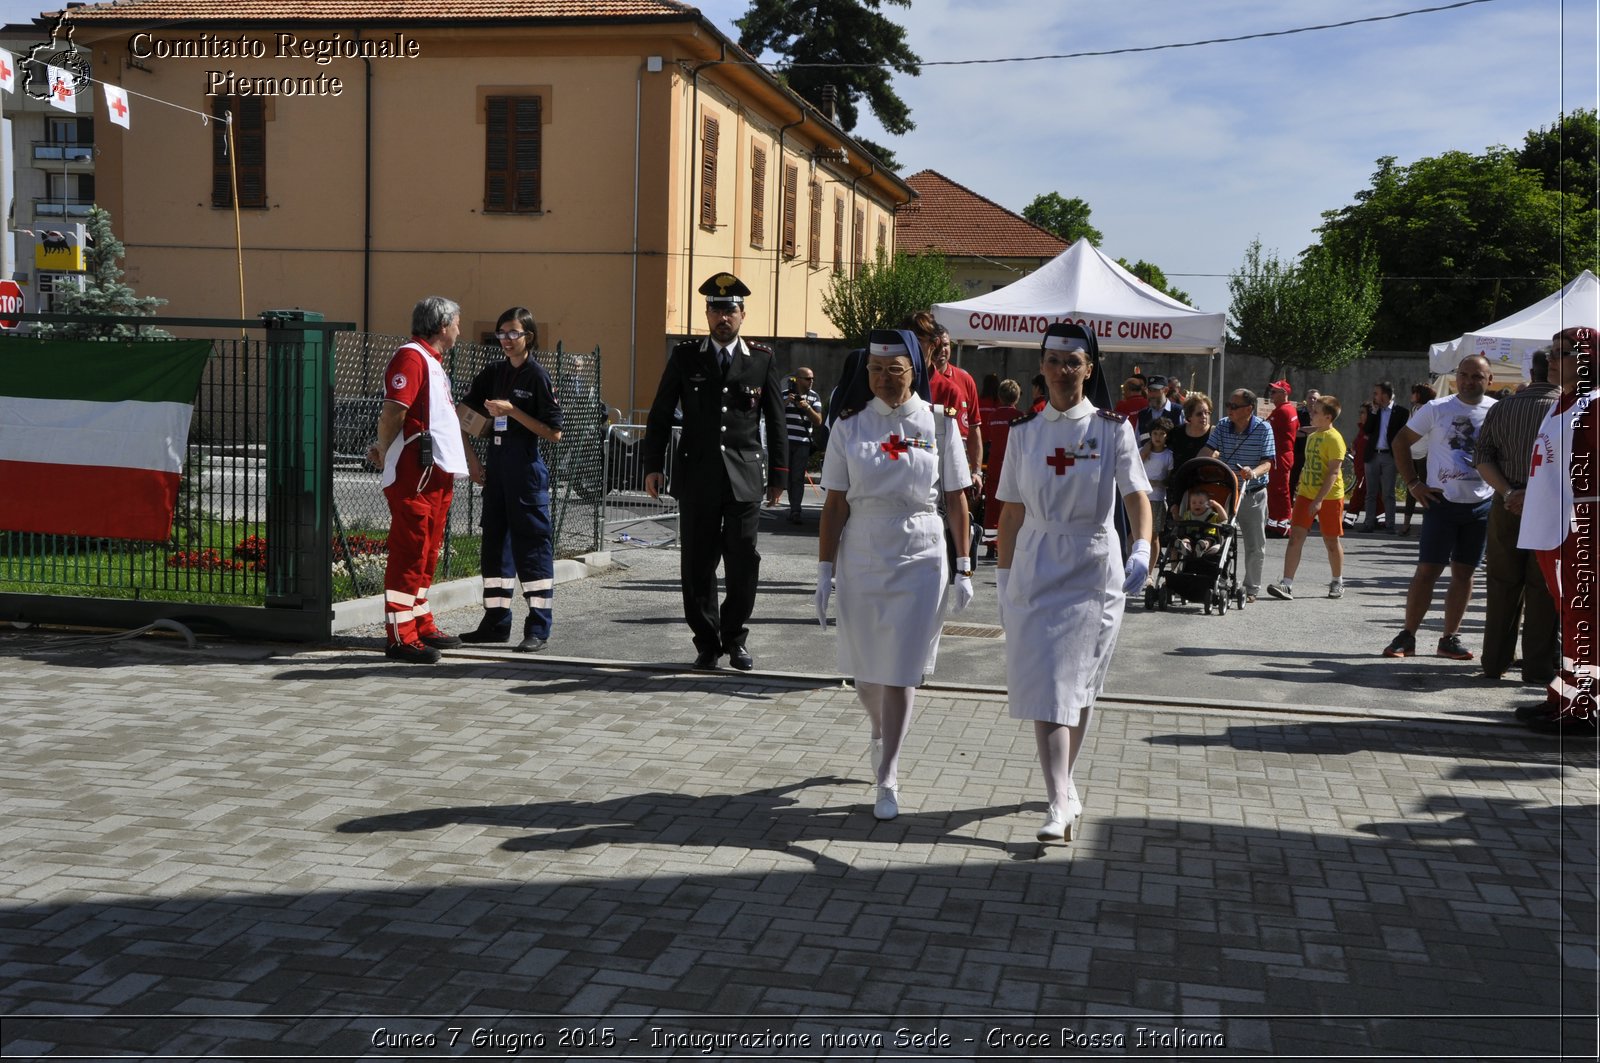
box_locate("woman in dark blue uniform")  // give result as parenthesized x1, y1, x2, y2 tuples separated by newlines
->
(459, 307, 564, 652)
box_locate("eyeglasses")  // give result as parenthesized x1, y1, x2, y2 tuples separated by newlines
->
(866, 364, 911, 378)
(494, 330, 526, 340)
(796, 375, 814, 381)
(1043, 355, 1087, 369)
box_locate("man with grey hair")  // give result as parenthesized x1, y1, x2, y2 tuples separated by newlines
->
(1202, 387, 1274, 601)
(367, 296, 470, 663)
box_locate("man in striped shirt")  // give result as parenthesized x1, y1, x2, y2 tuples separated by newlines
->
(1202, 388, 1275, 601)
(1474, 351, 1561, 684)
(782, 367, 823, 524)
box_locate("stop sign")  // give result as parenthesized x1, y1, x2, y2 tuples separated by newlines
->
(0, 280, 23, 329)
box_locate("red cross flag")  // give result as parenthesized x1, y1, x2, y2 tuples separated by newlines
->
(45, 64, 75, 112)
(103, 82, 130, 128)
(0, 51, 14, 95)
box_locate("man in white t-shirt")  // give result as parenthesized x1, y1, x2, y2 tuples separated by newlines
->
(1381, 355, 1497, 660)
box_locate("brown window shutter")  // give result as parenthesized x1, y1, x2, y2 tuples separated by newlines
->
(750, 145, 766, 248)
(833, 197, 844, 273)
(808, 181, 822, 267)
(853, 207, 864, 271)
(782, 164, 798, 258)
(485, 95, 543, 214)
(700, 115, 719, 230)
(878, 219, 887, 258)
(212, 96, 266, 209)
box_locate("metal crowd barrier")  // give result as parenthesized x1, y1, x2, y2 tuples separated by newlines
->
(602, 424, 679, 546)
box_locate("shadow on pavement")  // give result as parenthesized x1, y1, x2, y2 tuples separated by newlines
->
(3, 790, 1593, 1058)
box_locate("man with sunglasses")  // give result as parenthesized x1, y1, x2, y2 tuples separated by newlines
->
(1516, 326, 1598, 736)
(642, 273, 787, 671)
(1201, 389, 1275, 601)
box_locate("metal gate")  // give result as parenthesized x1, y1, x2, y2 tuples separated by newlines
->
(602, 423, 679, 546)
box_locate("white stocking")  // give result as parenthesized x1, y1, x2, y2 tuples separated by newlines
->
(1034, 721, 1074, 813)
(877, 685, 916, 788)
(855, 681, 884, 738)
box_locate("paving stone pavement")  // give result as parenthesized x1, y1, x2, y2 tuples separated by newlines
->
(1, 631, 1596, 1060)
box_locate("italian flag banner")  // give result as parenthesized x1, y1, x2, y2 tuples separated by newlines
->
(0, 339, 213, 541)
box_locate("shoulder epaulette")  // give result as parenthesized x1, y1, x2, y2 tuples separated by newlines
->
(1097, 408, 1127, 423)
(1008, 410, 1039, 427)
(942, 405, 959, 418)
(746, 340, 774, 354)
(837, 406, 861, 421)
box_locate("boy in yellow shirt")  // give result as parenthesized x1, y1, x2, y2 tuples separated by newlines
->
(1268, 396, 1346, 599)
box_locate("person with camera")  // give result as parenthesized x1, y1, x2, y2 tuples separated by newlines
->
(367, 296, 470, 664)
(783, 367, 824, 525)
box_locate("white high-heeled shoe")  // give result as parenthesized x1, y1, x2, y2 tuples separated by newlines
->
(1037, 805, 1066, 842)
(873, 785, 899, 820)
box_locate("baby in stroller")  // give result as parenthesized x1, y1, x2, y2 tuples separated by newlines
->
(1172, 489, 1228, 560)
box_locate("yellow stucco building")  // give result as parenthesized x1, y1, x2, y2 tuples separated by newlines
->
(60, 0, 913, 414)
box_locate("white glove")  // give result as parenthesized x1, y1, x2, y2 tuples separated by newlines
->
(950, 573, 974, 613)
(996, 567, 1010, 628)
(1122, 540, 1151, 595)
(815, 561, 834, 628)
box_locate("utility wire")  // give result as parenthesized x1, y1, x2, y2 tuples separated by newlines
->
(768, 0, 1503, 70)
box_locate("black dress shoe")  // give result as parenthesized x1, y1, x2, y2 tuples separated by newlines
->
(693, 648, 720, 670)
(515, 635, 547, 653)
(459, 626, 512, 644)
(384, 641, 441, 664)
(1515, 702, 1559, 722)
(1525, 711, 1598, 737)
(418, 631, 462, 649)
(728, 645, 754, 671)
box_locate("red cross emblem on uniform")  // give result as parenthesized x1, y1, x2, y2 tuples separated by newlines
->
(881, 434, 909, 459)
(1047, 448, 1075, 474)
(1531, 446, 1545, 474)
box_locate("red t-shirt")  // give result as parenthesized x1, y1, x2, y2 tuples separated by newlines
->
(928, 361, 981, 438)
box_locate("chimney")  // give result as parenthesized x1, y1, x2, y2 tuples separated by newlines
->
(819, 84, 838, 123)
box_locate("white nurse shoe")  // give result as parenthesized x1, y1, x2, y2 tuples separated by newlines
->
(873, 785, 899, 820)
(1037, 806, 1066, 842)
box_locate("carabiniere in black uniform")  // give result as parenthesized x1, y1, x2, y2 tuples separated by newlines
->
(461, 354, 563, 648)
(642, 273, 787, 670)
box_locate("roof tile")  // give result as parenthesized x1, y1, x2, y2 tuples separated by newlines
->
(895, 169, 1067, 259)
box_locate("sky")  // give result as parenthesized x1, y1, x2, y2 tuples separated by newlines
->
(691, 0, 1599, 316)
(1, 0, 1594, 319)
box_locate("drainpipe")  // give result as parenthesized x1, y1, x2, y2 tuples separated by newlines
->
(628, 58, 647, 419)
(774, 110, 807, 338)
(357, 33, 373, 334)
(685, 45, 726, 334)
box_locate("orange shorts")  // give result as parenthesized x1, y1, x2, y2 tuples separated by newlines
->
(1291, 495, 1345, 536)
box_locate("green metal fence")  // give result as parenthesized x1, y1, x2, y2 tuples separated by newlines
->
(0, 312, 348, 639)
(329, 334, 604, 601)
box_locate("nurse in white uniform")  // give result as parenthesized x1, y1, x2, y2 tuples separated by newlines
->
(996, 322, 1152, 844)
(815, 328, 975, 821)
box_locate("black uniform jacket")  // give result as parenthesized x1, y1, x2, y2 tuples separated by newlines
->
(462, 356, 564, 462)
(641, 336, 788, 502)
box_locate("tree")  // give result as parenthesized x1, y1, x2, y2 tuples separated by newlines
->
(822, 249, 959, 346)
(34, 205, 168, 339)
(1021, 192, 1103, 246)
(737, 0, 919, 170)
(1227, 239, 1381, 380)
(1518, 108, 1599, 214)
(1118, 258, 1192, 307)
(1317, 146, 1591, 350)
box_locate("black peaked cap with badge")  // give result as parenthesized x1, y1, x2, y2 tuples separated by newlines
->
(700, 272, 750, 309)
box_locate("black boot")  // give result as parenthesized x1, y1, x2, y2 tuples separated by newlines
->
(459, 609, 513, 644)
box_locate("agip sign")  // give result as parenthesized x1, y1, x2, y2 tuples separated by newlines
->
(34, 228, 86, 272)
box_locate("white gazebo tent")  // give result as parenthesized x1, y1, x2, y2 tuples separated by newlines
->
(1428, 270, 1600, 386)
(934, 239, 1228, 389)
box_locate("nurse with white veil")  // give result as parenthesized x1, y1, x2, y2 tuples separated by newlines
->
(814, 328, 975, 821)
(995, 321, 1152, 843)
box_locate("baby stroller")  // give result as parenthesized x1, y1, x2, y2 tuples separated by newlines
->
(1143, 456, 1246, 614)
